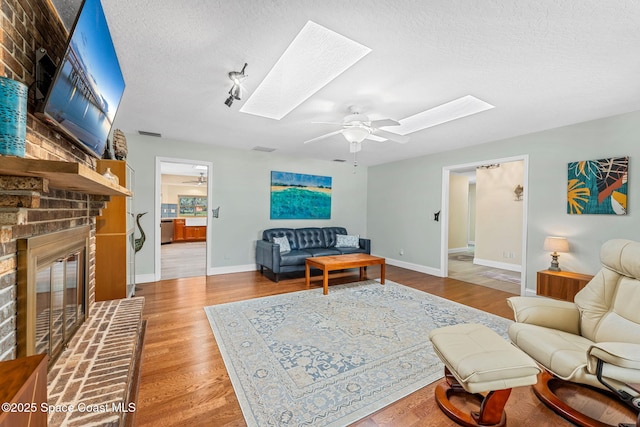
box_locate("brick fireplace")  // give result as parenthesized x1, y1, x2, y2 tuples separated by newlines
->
(0, 0, 108, 361)
(1, 2, 146, 425)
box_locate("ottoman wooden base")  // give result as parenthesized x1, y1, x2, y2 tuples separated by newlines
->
(429, 323, 541, 427)
(435, 367, 510, 427)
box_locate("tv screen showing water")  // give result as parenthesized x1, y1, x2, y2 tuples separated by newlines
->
(43, 0, 125, 158)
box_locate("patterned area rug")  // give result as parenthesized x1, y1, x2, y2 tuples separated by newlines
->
(204, 280, 512, 427)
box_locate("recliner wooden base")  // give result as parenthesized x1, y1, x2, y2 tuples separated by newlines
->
(434, 367, 510, 427)
(532, 370, 639, 427)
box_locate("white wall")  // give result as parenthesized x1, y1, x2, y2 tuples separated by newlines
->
(468, 183, 476, 243)
(126, 135, 368, 279)
(448, 174, 469, 251)
(474, 161, 523, 269)
(367, 110, 639, 293)
(161, 174, 207, 205)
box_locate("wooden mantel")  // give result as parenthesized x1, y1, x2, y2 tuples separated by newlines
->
(0, 156, 131, 196)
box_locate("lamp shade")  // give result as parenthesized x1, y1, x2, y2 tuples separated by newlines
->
(543, 236, 569, 253)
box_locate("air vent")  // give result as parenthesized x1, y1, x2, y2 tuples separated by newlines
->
(333, 159, 347, 162)
(252, 146, 276, 152)
(138, 130, 162, 137)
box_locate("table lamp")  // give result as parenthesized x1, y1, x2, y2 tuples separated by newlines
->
(543, 236, 569, 271)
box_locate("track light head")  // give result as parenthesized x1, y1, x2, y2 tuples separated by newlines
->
(224, 63, 248, 107)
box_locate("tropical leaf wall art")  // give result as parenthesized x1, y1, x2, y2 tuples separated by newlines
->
(567, 156, 628, 215)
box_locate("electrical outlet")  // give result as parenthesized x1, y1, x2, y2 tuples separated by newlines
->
(399, 249, 404, 256)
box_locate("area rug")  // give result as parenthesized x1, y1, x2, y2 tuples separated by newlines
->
(204, 280, 512, 427)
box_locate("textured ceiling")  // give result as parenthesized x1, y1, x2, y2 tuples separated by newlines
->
(95, 0, 640, 166)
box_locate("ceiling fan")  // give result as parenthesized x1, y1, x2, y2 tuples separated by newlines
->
(303, 106, 409, 153)
(183, 173, 207, 186)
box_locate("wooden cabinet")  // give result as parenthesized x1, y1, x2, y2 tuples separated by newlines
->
(536, 270, 594, 302)
(0, 354, 48, 427)
(95, 160, 135, 301)
(173, 219, 185, 242)
(185, 226, 206, 240)
(172, 219, 205, 242)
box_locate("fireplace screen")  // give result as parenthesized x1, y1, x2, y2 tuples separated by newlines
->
(18, 226, 89, 363)
(34, 251, 85, 357)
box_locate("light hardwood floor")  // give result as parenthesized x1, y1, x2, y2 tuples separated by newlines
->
(447, 250, 521, 294)
(161, 241, 206, 280)
(133, 266, 636, 426)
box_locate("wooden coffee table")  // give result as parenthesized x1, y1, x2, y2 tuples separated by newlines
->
(305, 253, 386, 295)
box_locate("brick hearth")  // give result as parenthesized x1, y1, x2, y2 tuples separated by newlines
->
(47, 297, 145, 427)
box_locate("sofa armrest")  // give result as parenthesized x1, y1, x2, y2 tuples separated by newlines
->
(507, 296, 580, 335)
(256, 240, 281, 273)
(359, 238, 371, 254)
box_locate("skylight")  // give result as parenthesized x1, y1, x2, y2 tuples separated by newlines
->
(240, 21, 371, 120)
(386, 95, 494, 136)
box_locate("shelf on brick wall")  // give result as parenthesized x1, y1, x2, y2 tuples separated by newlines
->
(0, 157, 132, 196)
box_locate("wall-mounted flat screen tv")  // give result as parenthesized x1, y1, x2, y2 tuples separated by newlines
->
(37, 0, 125, 159)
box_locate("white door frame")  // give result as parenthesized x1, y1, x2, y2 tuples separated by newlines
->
(440, 154, 529, 295)
(155, 156, 213, 281)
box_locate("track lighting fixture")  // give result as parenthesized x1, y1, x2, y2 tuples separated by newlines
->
(224, 63, 248, 107)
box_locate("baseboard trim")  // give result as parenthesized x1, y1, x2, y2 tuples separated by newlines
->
(382, 257, 442, 277)
(208, 264, 257, 276)
(448, 247, 469, 254)
(473, 258, 522, 273)
(135, 273, 157, 284)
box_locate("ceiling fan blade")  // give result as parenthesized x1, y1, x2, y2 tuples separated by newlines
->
(373, 129, 409, 144)
(303, 129, 344, 144)
(311, 121, 346, 126)
(365, 134, 387, 142)
(370, 118, 400, 128)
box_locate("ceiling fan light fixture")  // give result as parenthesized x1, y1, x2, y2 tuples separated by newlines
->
(342, 126, 369, 143)
(349, 141, 362, 153)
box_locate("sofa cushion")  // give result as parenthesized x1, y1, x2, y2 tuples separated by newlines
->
(263, 228, 298, 250)
(304, 248, 342, 257)
(322, 227, 348, 247)
(335, 246, 368, 255)
(296, 228, 326, 249)
(272, 236, 291, 253)
(279, 250, 312, 266)
(336, 234, 359, 248)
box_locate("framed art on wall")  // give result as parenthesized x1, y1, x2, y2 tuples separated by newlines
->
(567, 156, 628, 215)
(270, 171, 332, 219)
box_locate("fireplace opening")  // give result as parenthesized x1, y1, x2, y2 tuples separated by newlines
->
(18, 226, 90, 365)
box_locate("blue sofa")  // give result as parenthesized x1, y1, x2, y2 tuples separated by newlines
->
(256, 227, 371, 282)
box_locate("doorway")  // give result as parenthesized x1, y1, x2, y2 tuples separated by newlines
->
(155, 157, 213, 281)
(441, 155, 529, 295)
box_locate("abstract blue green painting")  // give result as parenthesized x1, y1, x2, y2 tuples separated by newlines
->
(567, 156, 628, 215)
(270, 171, 332, 219)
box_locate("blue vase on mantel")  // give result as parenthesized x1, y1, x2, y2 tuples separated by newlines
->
(0, 76, 28, 157)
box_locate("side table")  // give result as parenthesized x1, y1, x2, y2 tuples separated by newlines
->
(536, 270, 594, 302)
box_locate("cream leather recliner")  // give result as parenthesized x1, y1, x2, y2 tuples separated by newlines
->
(507, 239, 640, 427)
